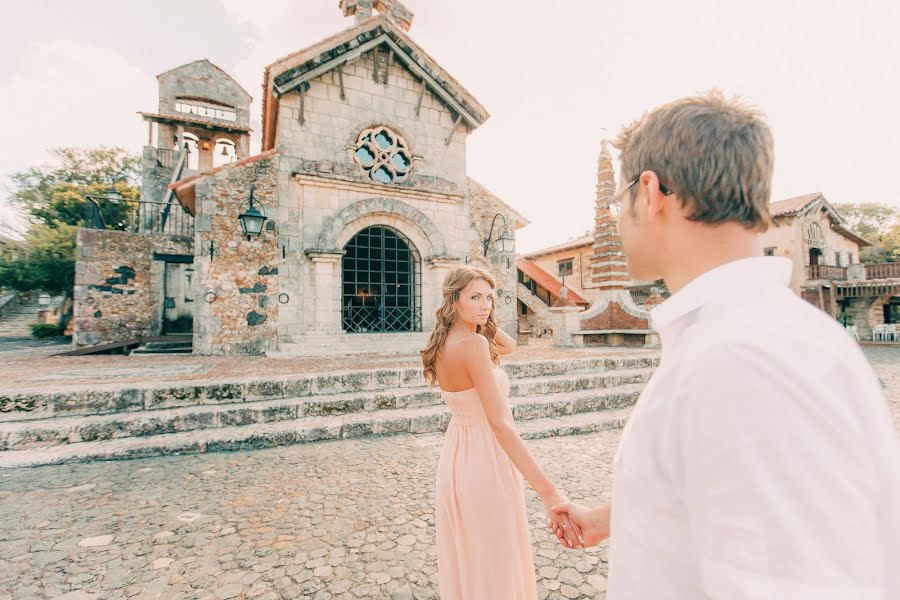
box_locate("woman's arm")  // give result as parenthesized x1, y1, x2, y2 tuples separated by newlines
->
(493, 326, 517, 356)
(461, 335, 583, 548)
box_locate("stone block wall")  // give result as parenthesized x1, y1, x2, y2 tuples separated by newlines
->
(74, 230, 190, 346)
(157, 60, 251, 127)
(467, 180, 520, 336)
(193, 155, 280, 355)
(277, 50, 467, 195)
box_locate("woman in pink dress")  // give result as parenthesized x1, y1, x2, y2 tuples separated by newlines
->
(421, 265, 584, 599)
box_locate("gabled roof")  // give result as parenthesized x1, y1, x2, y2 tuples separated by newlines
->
(157, 59, 252, 102)
(261, 14, 490, 150)
(770, 193, 822, 217)
(769, 192, 873, 247)
(516, 258, 590, 306)
(522, 232, 593, 259)
(169, 149, 279, 215)
(467, 178, 529, 230)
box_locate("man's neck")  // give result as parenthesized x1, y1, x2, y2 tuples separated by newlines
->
(661, 223, 763, 294)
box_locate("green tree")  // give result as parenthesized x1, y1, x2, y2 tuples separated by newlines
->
(833, 202, 900, 264)
(0, 223, 77, 296)
(10, 146, 140, 229)
(1, 146, 141, 330)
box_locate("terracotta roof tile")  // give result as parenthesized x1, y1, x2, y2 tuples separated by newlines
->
(516, 258, 589, 306)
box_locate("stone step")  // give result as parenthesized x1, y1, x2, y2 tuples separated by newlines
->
(0, 356, 659, 422)
(0, 378, 646, 451)
(0, 404, 636, 468)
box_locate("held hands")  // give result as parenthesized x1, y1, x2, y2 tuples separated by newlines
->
(548, 501, 611, 550)
(541, 491, 584, 550)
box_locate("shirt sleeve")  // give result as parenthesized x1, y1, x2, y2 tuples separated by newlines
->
(676, 341, 885, 600)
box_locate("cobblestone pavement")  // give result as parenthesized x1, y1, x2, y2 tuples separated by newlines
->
(0, 337, 655, 395)
(0, 348, 897, 600)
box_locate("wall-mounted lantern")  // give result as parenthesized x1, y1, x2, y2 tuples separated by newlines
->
(238, 183, 267, 241)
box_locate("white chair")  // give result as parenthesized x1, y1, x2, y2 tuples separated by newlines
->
(888, 324, 900, 342)
(873, 324, 894, 342)
(848, 325, 860, 342)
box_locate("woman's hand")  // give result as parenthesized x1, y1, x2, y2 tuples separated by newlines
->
(542, 490, 584, 549)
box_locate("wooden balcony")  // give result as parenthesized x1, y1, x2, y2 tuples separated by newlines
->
(806, 264, 847, 280)
(864, 262, 900, 280)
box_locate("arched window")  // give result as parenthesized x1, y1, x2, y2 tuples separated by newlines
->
(341, 225, 422, 333)
(178, 132, 200, 170)
(213, 139, 237, 168)
(803, 221, 824, 249)
(351, 126, 413, 184)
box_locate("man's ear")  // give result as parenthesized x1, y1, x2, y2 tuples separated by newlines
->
(641, 171, 667, 219)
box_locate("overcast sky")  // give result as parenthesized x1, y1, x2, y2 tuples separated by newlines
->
(1, 0, 898, 251)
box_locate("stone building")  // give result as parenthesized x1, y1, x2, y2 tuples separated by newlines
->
(761, 193, 900, 339)
(73, 0, 526, 355)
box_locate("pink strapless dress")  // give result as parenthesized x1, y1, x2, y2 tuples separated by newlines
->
(435, 366, 538, 599)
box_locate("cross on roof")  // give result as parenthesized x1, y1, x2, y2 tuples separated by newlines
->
(340, 0, 414, 31)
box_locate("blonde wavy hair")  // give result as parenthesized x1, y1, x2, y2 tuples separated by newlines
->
(421, 265, 501, 387)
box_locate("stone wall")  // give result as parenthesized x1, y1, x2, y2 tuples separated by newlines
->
(73, 230, 191, 346)
(277, 49, 467, 196)
(467, 179, 520, 336)
(193, 155, 280, 355)
(157, 60, 252, 127)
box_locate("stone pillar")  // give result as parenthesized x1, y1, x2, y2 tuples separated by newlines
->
(591, 140, 631, 290)
(575, 141, 653, 346)
(549, 306, 583, 348)
(307, 251, 344, 334)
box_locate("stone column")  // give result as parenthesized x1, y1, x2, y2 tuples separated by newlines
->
(576, 141, 653, 346)
(307, 251, 344, 334)
(549, 306, 583, 348)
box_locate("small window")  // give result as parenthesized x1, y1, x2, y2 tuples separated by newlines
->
(835, 251, 841, 266)
(351, 126, 412, 184)
(520, 301, 528, 316)
(558, 259, 574, 277)
(764, 247, 776, 257)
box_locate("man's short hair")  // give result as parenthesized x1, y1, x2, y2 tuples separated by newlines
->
(614, 90, 774, 231)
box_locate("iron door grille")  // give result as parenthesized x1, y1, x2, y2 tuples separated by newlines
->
(342, 225, 422, 333)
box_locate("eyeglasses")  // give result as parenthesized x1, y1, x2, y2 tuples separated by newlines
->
(608, 175, 672, 220)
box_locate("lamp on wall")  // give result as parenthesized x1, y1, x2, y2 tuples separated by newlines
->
(482, 212, 515, 269)
(238, 183, 267, 240)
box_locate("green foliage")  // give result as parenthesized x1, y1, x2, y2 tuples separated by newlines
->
(0, 223, 77, 296)
(1, 146, 141, 299)
(10, 146, 140, 229)
(833, 202, 900, 264)
(28, 323, 68, 338)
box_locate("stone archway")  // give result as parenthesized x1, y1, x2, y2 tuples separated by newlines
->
(315, 197, 448, 258)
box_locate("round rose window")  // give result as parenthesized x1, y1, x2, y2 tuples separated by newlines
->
(352, 126, 412, 183)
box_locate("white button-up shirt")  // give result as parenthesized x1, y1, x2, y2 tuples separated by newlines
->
(608, 257, 900, 599)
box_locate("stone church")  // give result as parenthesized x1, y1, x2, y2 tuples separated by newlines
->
(73, 0, 527, 356)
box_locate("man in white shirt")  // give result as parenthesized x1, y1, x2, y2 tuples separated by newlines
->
(550, 91, 900, 598)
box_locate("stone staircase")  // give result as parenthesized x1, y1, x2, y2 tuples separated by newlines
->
(0, 355, 658, 468)
(0, 295, 42, 338)
(517, 283, 555, 337)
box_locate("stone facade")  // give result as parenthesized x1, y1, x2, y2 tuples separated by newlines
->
(192, 154, 280, 355)
(74, 230, 191, 346)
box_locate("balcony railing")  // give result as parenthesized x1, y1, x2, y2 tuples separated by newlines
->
(806, 264, 847, 280)
(84, 198, 194, 238)
(864, 262, 900, 280)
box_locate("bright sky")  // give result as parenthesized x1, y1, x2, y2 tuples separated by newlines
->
(1, 0, 898, 251)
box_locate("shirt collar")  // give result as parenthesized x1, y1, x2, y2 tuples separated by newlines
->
(650, 257, 792, 332)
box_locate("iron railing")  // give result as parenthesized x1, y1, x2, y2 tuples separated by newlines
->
(84, 198, 193, 238)
(342, 303, 423, 333)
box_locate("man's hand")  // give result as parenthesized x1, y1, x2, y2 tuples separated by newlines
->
(548, 501, 611, 548)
